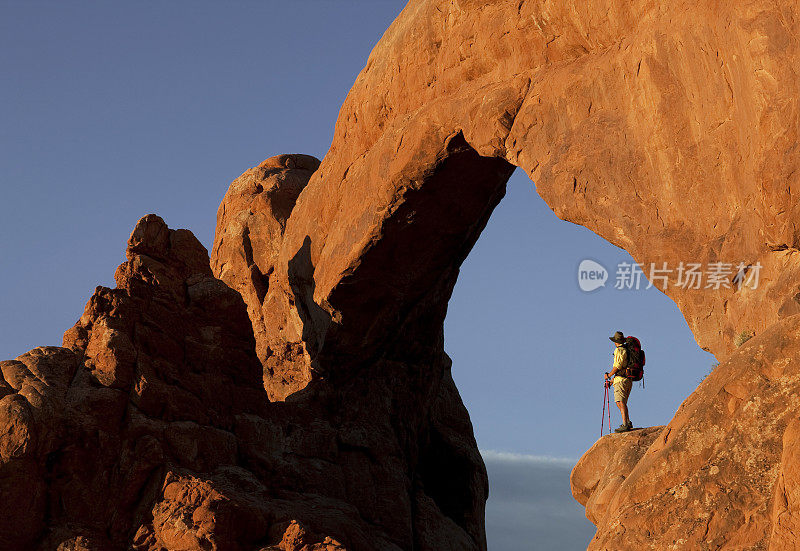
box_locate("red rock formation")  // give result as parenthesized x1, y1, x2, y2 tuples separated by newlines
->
(2, 0, 799, 548)
(210, 151, 489, 549)
(1, 214, 272, 549)
(261, 0, 798, 376)
(211, 154, 321, 401)
(240, 0, 796, 547)
(572, 316, 800, 549)
(570, 426, 665, 527)
(0, 212, 486, 550)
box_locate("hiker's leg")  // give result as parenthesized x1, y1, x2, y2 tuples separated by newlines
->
(616, 400, 630, 425)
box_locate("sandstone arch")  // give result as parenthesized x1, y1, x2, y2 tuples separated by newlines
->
(0, 0, 797, 549)
(212, 0, 799, 548)
(236, 0, 798, 402)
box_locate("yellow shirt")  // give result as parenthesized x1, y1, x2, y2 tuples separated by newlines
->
(612, 346, 628, 374)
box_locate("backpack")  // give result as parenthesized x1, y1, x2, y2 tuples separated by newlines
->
(623, 336, 646, 381)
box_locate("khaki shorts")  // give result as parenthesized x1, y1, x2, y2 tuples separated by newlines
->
(613, 376, 633, 404)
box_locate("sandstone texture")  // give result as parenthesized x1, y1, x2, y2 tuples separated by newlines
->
(0, 214, 482, 550)
(2, 0, 800, 549)
(261, 0, 798, 378)
(211, 154, 321, 401)
(0, 215, 358, 550)
(570, 426, 665, 527)
(245, 0, 794, 546)
(572, 317, 800, 549)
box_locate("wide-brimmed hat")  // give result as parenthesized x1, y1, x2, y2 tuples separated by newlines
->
(609, 331, 626, 344)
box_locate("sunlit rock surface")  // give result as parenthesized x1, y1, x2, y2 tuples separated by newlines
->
(1, 0, 799, 548)
(572, 317, 800, 549)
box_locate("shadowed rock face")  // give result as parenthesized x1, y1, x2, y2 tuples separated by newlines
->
(2, 0, 799, 549)
(211, 145, 505, 549)
(1, 214, 273, 549)
(0, 214, 487, 550)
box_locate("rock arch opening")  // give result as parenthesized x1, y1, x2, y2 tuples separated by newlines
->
(212, 135, 518, 549)
(2, 0, 793, 548)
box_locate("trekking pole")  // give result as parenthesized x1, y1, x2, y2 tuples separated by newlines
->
(601, 380, 609, 436)
(601, 378, 612, 436)
(601, 383, 606, 437)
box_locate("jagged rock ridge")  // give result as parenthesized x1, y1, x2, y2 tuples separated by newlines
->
(1, 212, 484, 550)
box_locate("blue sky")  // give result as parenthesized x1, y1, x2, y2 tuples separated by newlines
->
(447, 170, 716, 458)
(1, 2, 715, 548)
(482, 451, 595, 549)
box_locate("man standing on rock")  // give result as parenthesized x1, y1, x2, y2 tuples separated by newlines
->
(605, 331, 633, 433)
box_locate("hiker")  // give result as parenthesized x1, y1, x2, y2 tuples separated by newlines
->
(605, 331, 633, 433)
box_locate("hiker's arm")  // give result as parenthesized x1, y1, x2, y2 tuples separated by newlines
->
(607, 348, 627, 378)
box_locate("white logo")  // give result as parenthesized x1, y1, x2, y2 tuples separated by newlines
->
(578, 259, 608, 292)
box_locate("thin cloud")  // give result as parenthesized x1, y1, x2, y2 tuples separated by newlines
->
(481, 450, 596, 550)
(481, 449, 578, 465)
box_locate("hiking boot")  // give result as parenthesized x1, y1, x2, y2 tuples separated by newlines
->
(614, 421, 633, 433)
